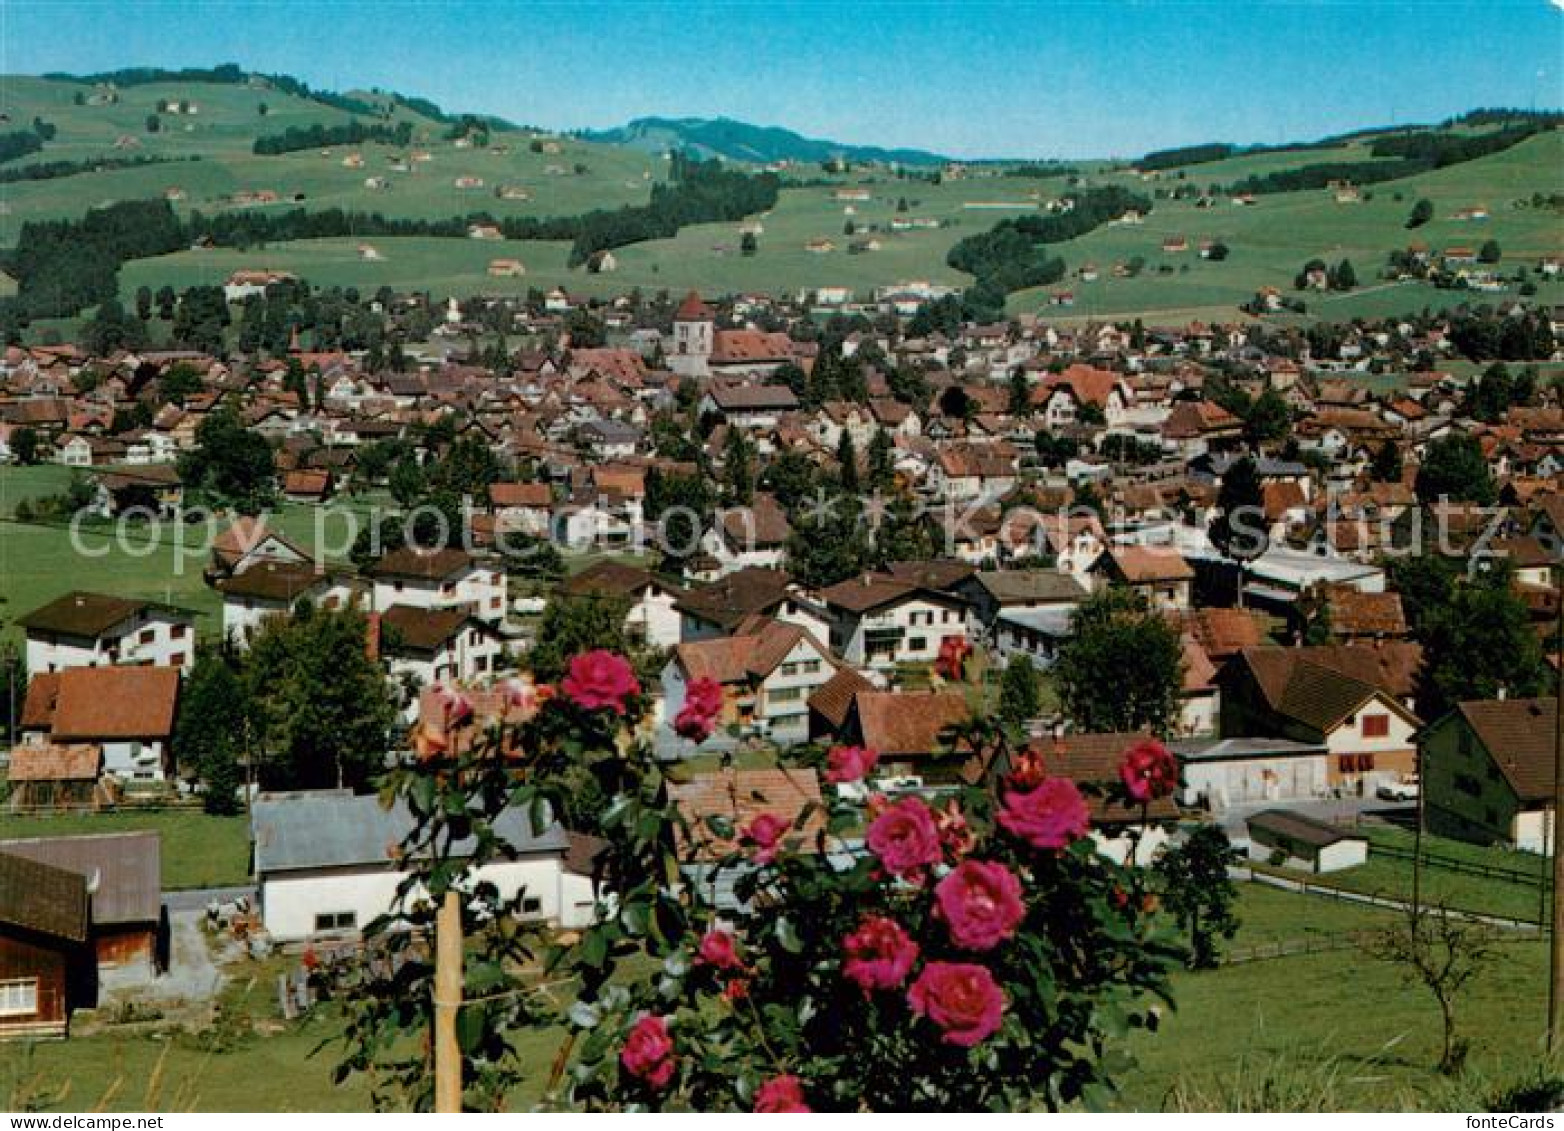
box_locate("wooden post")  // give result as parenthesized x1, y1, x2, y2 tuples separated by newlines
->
(434, 890, 463, 1113)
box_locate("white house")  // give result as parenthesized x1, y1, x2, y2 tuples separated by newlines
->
(817, 573, 971, 676)
(250, 792, 593, 942)
(558, 561, 684, 650)
(20, 665, 180, 783)
(367, 547, 507, 625)
(379, 606, 508, 715)
(19, 592, 197, 674)
(217, 562, 359, 645)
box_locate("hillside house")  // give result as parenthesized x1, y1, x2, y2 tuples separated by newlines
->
(0, 851, 91, 1039)
(1422, 697, 1558, 853)
(19, 592, 196, 674)
(817, 574, 971, 676)
(559, 561, 685, 650)
(20, 667, 180, 784)
(217, 561, 358, 644)
(378, 606, 508, 713)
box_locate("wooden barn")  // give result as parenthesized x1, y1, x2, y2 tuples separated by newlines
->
(4, 744, 104, 812)
(0, 832, 166, 975)
(0, 851, 93, 1039)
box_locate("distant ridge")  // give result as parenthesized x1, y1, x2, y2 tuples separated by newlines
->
(579, 115, 949, 166)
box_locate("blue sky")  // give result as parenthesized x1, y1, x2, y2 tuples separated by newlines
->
(3, 1, 1561, 158)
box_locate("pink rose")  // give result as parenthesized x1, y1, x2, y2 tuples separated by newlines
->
(741, 812, 789, 864)
(908, 961, 1005, 1048)
(754, 1074, 811, 1113)
(496, 675, 545, 722)
(997, 778, 1091, 850)
(561, 650, 641, 714)
(430, 683, 473, 726)
(866, 796, 943, 877)
(1119, 738, 1179, 803)
(934, 860, 1025, 951)
(698, 928, 743, 971)
(674, 676, 724, 742)
(620, 1014, 676, 1090)
(841, 914, 919, 994)
(825, 744, 878, 785)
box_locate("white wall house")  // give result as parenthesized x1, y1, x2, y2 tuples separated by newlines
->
(380, 607, 508, 717)
(251, 793, 594, 942)
(818, 576, 971, 676)
(217, 563, 360, 646)
(19, 592, 197, 674)
(367, 547, 507, 625)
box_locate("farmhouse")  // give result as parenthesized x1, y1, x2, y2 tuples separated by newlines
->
(366, 547, 507, 625)
(817, 573, 971, 676)
(20, 667, 181, 784)
(217, 560, 358, 644)
(662, 619, 836, 748)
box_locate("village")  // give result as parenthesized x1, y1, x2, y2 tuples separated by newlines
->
(0, 262, 1561, 1104)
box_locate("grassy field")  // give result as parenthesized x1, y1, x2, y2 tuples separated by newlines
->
(0, 465, 396, 648)
(1253, 824, 1550, 926)
(1, 881, 1550, 1112)
(0, 810, 251, 889)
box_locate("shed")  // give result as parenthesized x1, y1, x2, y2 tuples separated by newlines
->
(1245, 810, 1368, 873)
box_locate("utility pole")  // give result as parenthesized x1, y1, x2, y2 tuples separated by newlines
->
(1548, 565, 1564, 1053)
(434, 890, 463, 1112)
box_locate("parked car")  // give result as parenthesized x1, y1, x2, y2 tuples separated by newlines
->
(1376, 778, 1419, 802)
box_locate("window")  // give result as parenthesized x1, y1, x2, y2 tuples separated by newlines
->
(1338, 754, 1376, 774)
(520, 897, 542, 915)
(770, 687, 803, 703)
(801, 660, 822, 675)
(0, 979, 38, 1016)
(139, 628, 155, 645)
(170, 653, 186, 669)
(1454, 773, 1483, 798)
(1362, 714, 1390, 738)
(314, 911, 357, 932)
(172, 624, 187, 640)
(780, 662, 800, 677)
(908, 637, 927, 653)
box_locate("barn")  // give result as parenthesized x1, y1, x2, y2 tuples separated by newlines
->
(0, 851, 93, 1038)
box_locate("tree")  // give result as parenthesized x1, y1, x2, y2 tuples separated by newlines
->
(1154, 826, 1240, 968)
(1204, 240, 1229, 261)
(1208, 456, 1267, 562)
(1055, 588, 1185, 734)
(1370, 440, 1403, 483)
(389, 455, 427, 509)
(866, 428, 895, 493)
(1415, 432, 1496, 505)
(1406, 198, 1434, 228)
(997, 654, 1043, 728)
(1478, 239, 1502, 264)
(178, 643, 249, 815)
(1366, 904, 1493, 1074)
(761, 449, 817, 510)
(740, 231, 758, 257)
(1414, 567, 1548, 718)
(1329, 258, 1356, 291)
(179, 404, 276, 512)
(1007, 369, 1032, 417)
(529, 593, 633, 683)
(721, 427, 754, 506)
(1243, 389, 1290, 449)
(81, 297, 147, 356)
(836, 431, 860, 494)
(787, 496, 870, 589)
(10, 427, 39, 465)
(145, 113, 160, 133)
(244, 607, 397, 791)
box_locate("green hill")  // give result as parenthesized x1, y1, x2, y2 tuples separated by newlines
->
(2, 68, 1561, 326)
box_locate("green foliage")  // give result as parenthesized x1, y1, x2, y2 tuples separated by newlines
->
(177, 643, 249, 815)
(1414, 432, 1496, 505)
(1154, 827, 1241, 968)
(1407, 198, 1434, 229)
(1208, 456, 1266, 560)
(997, 654, 1043, 728)
(528, 592, 633, 682)
(1409, 565, 1549, 719)
(252, 119, 413, 156)
(787, 495, 870, 589)
(1055, 588, 1185, 735)
(947, 185, 1150, 294)
(178, 404, 277, 512)
(243, 606, 397, 791)
(1244, 389, 1292, 448)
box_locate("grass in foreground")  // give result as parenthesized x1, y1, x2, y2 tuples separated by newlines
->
(0, 810, 251, 890)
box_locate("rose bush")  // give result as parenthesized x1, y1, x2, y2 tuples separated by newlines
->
(334, 653, 1184, 1112)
